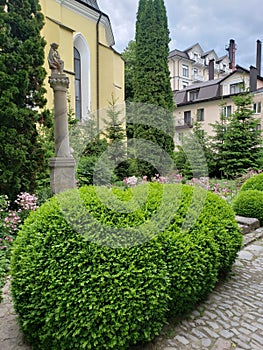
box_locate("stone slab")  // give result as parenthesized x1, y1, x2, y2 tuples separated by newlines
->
(235, 215, 260, 231)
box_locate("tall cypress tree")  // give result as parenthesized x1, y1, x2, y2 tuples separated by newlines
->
(131, 0, 175, 177)
(0, 0, 48, 200)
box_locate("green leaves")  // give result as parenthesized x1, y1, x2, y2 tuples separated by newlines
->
(232, 189, 263, 225)
(11, 184, 242, 349)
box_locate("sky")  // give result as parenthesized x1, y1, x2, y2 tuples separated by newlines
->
(98, 0, 263, 70)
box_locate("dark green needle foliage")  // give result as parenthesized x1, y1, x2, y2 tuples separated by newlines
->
(211, 92, 263, 178)
(129, 0, 175, 177)
(0, 0, 49, 200)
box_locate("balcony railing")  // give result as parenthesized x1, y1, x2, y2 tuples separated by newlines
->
(192, 74, 204, 82)
(175, 119, 193, 129)
(192, 57, 204, 66)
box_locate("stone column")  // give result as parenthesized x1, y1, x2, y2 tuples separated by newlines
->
(49, 73, 76, 194)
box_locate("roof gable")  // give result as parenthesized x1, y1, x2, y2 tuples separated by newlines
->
(169, 49, 190, 60)
(184, 43, 203, 54)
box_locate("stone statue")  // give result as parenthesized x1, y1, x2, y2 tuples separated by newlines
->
(48, 43, 64, 75)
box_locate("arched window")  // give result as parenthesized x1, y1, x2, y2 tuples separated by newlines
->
(73, 33, 90, 120)
(74, 47, 82, 119)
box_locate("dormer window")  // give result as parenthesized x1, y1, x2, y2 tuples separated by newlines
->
(230, 82, 245, 94)
(189, 89, 199, 101)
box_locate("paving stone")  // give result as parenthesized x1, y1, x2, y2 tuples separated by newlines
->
(235, 339, 251, 350)
(219, 329, 234, 339)
(207, 321, 220, 330)
(203, 327, 220, 339)
(174, 335, 189, 345)
(238, 326, 251, 335)
(238, 250, 254, 260)
(212, 339, 232, 350)
(251, 333, 263, 345)
(201, 338, 212, 347)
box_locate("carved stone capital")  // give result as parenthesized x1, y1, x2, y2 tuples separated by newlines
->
(48, 74, 69, 90)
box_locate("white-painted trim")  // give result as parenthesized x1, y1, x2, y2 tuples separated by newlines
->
(74, 33, 91, 120)
(57, 0, 99, 22)
(56, 0, 115, 47)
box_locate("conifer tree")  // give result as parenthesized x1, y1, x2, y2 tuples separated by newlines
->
(211, 92, 263, 178)
(121, 40, 136, 101)
(174, 122, 211, 179)
(131, 0, 175, 177)
(0, 0, 48, 200)
(102, 95, 126, 168)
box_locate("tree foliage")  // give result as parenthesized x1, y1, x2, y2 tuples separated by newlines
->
(121, 40, 136, 101)
(0, 0, 49, 200)
(130, 0, 175, 177)
(210, 92, 263, 178)
(76, 97, 127, 186)
(174, 122, 212, 179)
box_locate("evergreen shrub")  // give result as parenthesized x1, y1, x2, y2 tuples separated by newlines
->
(11, 183, 242, 349)
(232, 189, 263, 225)
(240, 173, 263, 192)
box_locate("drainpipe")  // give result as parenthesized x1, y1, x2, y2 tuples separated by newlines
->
(256, 39, 261, 76)
(96, 12, 102, 131)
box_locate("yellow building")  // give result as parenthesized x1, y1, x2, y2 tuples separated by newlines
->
(39, 0, 124, 125)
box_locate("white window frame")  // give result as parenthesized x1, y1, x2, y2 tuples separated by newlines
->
(253, 102, 262, 114)
(184, 111, 191, 126)
(182, 81, 189, 89)
(182, 64, 189, 77)
(230, 82, 245, 94)
(189, 89, 199, 101)
(197, 108, 204, 121)
(74, 33, 91, 120)
(223, 105, 232, 117)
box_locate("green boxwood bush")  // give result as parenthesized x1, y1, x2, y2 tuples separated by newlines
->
(240, 173, 263, 192)
(11, 183, 242, 349)
(232, 189, 263, 225)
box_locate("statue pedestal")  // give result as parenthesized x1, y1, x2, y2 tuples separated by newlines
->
(50, 157, 76, 194)
(49, 71, 76, 194)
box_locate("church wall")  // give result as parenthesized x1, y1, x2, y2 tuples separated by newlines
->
(39, 0, 124, 119)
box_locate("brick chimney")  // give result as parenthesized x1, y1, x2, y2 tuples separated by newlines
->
(209, 59, 215, 80)
(226, 39, 237, 71)
(250, 65, 258, 92)
(256, 39, 261, 76)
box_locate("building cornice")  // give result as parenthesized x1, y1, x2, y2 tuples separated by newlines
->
(56, 0, 115, 46)
(46, 16, 75, 32)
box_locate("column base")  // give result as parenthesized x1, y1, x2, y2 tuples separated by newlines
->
(50, 157, 76, 194)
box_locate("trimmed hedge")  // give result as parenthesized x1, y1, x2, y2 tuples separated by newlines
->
(240, 173, 263, 192)
(11, 183, 242, 349)
(232, 189, 263, 225)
